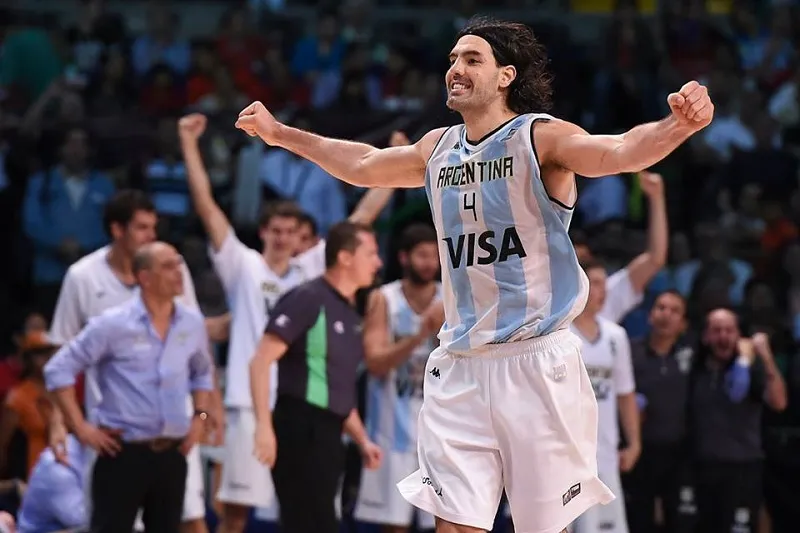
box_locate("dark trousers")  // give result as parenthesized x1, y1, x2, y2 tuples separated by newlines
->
(623, 444, 696, 533)
(272, 396, 345, 533)
(694, 460, 762, 533)
(90, 441, 187, 533)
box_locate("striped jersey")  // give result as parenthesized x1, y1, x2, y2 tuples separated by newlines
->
(425, 114, 589, 353)
(365, 280, 443, 452)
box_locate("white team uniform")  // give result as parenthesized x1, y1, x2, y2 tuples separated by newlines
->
(49, 246, 206, 523)
(354, 280, 441, 530)
(570, 318, 635, 533)
(211, 230, 308, 509)
(397, 115, 614, 533)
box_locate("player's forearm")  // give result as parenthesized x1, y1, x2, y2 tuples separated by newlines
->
(365, 335, 425, 377)
(349, 188, 394, 226)
(343, 409, 369, 448)
(617, 393, 641, 450)
(191, 390, 211, 414)
(249, 350, 274, 425)
(272, 124, 379, 187)
(761, 357, 788, 411)
(616, 115, 694, 173)
(645, 189, 668, 267)
(180, 138, 230, 250)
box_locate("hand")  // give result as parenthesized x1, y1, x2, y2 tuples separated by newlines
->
(178, 113, 207, 142)
(0, 510, 15, 533)
(419, 301, 445, 339)
(76, 423, 122, 457)
(619, 444, 640, 473)
(205, 405, 225, 447)
(737, 337, 756, 364)
(667, 80, 714, 131)
(389, 130, 411, 147)
(751, 332, 772, 359)
(48, 419, 69, 465)
(235, 101, 282, 144)
(360, 440, 383, 470)
(638, 171, 664, 199)
(180, 416, 205, 455)
(253, 421, 277, 468)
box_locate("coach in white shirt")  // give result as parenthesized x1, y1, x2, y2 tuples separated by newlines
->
(48, 189, 223, 533)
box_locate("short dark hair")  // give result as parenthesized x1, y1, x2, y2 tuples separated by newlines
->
(103, 189, 156, 236)
(132, 245, 155, 275)
(455, 17, 553, 113)
(298, 212, 319, 237)
(579, 257, 605, 274)
(654, 289, 687, 314)
(258, 200, 304, 229)
(325, 221, 373, 269)
(399, 223, 438, 253)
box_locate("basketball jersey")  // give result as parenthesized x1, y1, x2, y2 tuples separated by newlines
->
(571, 317, 635, 467)
(425, 114, 589, 353)
(365, 280, 443, 453)
(210, 230, 307, 408)
(49, 245, 199, 419)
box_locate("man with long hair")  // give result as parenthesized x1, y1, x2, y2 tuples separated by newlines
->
(235, 16, 714, 533)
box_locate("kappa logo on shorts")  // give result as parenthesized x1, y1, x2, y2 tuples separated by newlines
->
(429, 367, 441, 379)
(552, 362, 567, 382)
(561, 483, 581, 506)
(421, 476, 443, 498)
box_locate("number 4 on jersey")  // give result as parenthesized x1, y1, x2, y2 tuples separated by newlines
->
(462, 192, 478, 222)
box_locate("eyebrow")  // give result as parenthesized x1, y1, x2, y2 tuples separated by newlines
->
(448, 50, 483, 61)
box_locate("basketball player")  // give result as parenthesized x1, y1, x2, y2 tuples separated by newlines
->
(354, 223, 444, 533)
(234, 16, 713, 533)
(48, 190, 216, 533)
(178, 113, 395, 533)
(570, 260, 640, 533)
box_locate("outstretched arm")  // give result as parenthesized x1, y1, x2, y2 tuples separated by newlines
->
(235, 101, 445, 188)
(537, 81, 713, 177)
(179, 114, 231, 252)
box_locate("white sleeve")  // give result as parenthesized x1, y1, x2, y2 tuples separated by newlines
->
(178, 264, 200, 311)
(295, 239, 326, 279)
(599, 268, 643, 324)
(208, 229, 248, 293)
(613, 327, 636, 396)
(49, 269, 84, 343)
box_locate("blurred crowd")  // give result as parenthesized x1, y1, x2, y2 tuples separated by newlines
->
(0, 0, 798, 532)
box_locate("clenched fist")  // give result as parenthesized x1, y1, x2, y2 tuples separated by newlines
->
(235, 101, 282, 145)
(667, 81, 714, 131)
(178, 113, 207, 141)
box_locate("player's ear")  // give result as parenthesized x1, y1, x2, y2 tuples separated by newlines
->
(499, 65, 516, 89)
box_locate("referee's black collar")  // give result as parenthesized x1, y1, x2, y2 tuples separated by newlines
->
(320, 276, 356, 308)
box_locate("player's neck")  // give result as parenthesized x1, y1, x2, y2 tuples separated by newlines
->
(463, 106, 518, 144)
(572, 313, 599, 336)
(323, 269, 358, 304)
(141, 293, 175, 322)
(107, 245, 136, 284)
(263, 252, 291, 277)
(400, 279, 437, 311)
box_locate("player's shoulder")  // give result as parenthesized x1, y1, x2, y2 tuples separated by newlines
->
(598, 316, 628, 340)
(176, 301, 205, 327)
(65, 246, 110, 282)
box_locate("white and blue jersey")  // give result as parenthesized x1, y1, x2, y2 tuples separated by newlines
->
(365, 280, 443, 453)
(425, 114, 589, 353)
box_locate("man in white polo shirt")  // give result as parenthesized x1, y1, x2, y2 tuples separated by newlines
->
(47, 189, 223, 533)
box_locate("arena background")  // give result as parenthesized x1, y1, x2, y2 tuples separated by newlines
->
(0, 0, 798, 532)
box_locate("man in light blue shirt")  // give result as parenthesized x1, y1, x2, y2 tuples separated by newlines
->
(18, 435, 86, 533)
(44, 241, 214, 533)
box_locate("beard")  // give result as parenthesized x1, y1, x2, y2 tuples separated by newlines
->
(406, 265, 433, 286)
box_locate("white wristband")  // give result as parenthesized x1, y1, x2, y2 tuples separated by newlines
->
(736, 355, 753, 368)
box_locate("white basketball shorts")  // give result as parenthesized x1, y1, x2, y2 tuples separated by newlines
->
(355, 451, 436, 529)
(571, 463, 628, 533)
(397, 329, 614, 533)
(216, 408, 276, 508)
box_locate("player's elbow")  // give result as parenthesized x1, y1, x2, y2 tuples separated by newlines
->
(364, 352, 390, 378)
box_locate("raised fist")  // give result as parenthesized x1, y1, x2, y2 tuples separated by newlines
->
(667, 81, 714, 132)
(235, 101, 282, 145)
(178, 113, 207, 141)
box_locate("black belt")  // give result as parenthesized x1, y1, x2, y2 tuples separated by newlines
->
(126, 437, 182, 453)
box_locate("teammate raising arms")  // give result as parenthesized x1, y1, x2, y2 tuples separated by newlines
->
(178, 113, 395, 533)
(235, 17, 713, 533)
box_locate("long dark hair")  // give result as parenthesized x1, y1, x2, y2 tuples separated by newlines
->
(456, 16, 554, 113)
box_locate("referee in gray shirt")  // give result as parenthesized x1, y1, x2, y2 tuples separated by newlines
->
(250, 221, 384, 533)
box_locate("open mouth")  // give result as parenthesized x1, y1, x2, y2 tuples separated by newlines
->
(449, 80, 471, 95)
